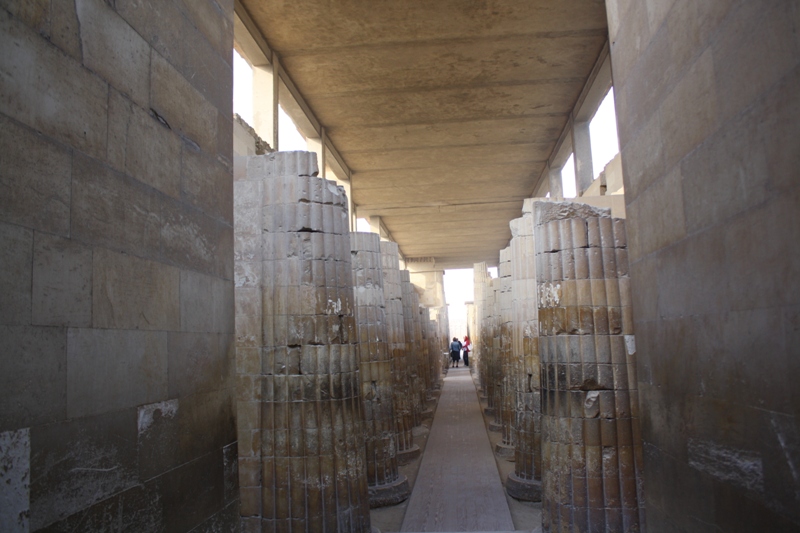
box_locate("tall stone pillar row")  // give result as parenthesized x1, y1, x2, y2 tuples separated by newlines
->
(495, 247, 516, 459)
(507, 212, 543, 501)
(534, 201, 643, 533)
(350, 233, 411, 508)
(234, 152, 371, 533)
(380, 242, 420, 464)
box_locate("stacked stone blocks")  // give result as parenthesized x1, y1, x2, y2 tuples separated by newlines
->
(534, 201, 642, 533)
(350, 232, 410, 507)
(381, 242, 419, 464)
(235, 152, 370, 533)
(507, 212, 542, 501)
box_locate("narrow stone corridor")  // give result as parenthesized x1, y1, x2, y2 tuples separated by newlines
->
(401, 368, 514, 532)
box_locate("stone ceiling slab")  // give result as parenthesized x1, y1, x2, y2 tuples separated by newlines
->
(239, 0, 608, 267)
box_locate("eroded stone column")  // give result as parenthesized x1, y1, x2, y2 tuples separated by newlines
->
(489, 278, 503, 433)
(350, 232, 410, 508)
(507, 212, 542, 501)
(380, 242, 419, 464)
(535, 201, 642, 533)
(473, 263, 492, 400)
(400, 270, 425, 426)
(496, 247, 515, 459)
(236, 152, 370, 533)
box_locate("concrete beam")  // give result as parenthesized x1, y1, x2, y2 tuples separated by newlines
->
(571, 118, 594, 195)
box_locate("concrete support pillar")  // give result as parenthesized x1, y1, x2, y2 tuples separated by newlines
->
(571, 120, 594, 196)
(252, 64, 277, 150)
(235, 151, 370, 532)
(506, 211, 543, 501)
(400, 270, 425, 427)
(306, 132, 326, 179)
(496, 247, 515, 459)
(380, 242, 420, 464)
(534, 201, 642, 533)
(350, 232, 410, 508)
(548, 164, 564, 200)
(368, 215, 382, 237)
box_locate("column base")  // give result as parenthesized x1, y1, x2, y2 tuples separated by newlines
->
(484, 407, 495, 417)
(368, 474, 411, 508)
(506, 471, 542, 502)
(495, 442, 515, 460)
(397, 443, 421, 465)
(488, 421, 502, 432)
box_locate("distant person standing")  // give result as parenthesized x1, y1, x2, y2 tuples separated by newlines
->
(462, 336, 471, 367)
(449, 337, 462, 368)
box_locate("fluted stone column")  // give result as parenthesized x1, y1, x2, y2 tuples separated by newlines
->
(535, 201, 642, 533)
(507, 212, 542, 501)
(489, 278, 503, 433)
(481, 277, 499, 420)
(350, 232, 410, 508)
(473, 263, 492, 399)
(473, 262, 490, 390)
(496, 247, 515, 459)
(380, 242, 419, 464)
(419, 310, 433, 408)
(400, 270, 424, 426)
(236, 151, 370, 533)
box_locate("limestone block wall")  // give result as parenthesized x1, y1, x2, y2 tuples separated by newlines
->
(0, 1, 237, 530)
(380, 242, 417, 463)
(350, 232, 409, 507)
(507, 212, 542, 501)
(234, 152, 370, 533)
(534, 201, 642, 533)
(607, 1, 800, 530)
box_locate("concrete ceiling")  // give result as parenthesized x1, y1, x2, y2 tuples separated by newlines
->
(239, 0, 609, 269)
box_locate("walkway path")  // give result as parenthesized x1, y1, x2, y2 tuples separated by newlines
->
(400, 367, 515, 532)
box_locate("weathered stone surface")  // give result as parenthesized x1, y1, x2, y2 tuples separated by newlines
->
(168, 332, 231, 397)
(0, 325, 66, 432)
(29, 409, 139, 530)
(0, 116, 71, 235)
(351, 232, 409, 508)
(50, 0, 82, 60)
(117, 0, 232, 113)
(0, 9, 108, 159)
(92, 248, 180, 331)
(180, 270, 234, 334)
(66, 328, 168, 418)
(150, 51, 218, 154)
(235, 152, 369, 531)
(71, 154, 162, 260)
(107, 88, 182, 198)
(0, 428, 30, 532)
(0, 223, 32, 326)
(182, 142, 234, 224)
(507, 212, 542, 502)
(535, 205, 642, 533)
(32, 233, 92, 327)
(76, 0, 151, 108)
